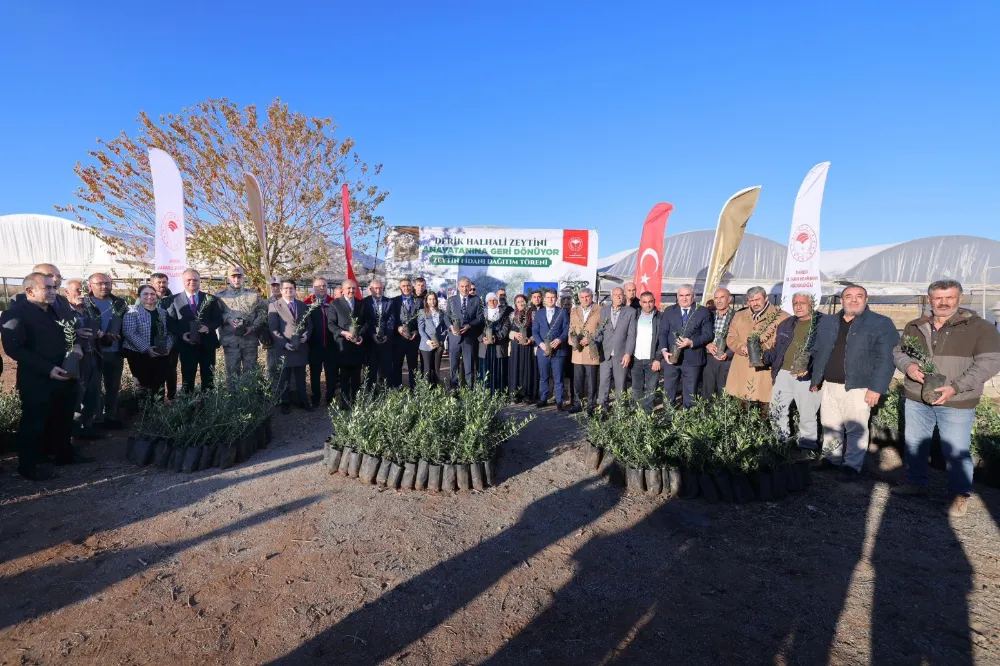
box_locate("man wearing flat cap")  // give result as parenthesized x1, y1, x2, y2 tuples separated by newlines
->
(217, 266, 265, 376)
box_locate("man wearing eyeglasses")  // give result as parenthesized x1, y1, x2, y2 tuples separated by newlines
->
(86, 273, 129, 428)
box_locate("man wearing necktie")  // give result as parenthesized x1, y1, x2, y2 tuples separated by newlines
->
(392, 277, 421, 389)
(165, 269, 222, 392)
(306, 278, 338, 407)
(327, 280, 368, 408)
(446, 277, 484, 388)
(657, 284, 714, 409)
(531, 289, 570, 410)
(269, 278, 313, 413)
(362, 279, 397, 388)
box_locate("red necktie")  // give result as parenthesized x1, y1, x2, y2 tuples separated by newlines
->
(321, 302, 327, 344)
(290, 301, 295, 318)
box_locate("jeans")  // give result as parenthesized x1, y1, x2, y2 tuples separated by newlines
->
(903, 398, 975, 495)
(771, 369, 822, 449)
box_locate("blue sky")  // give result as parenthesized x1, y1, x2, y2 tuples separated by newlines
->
(1, 1, 997, 258)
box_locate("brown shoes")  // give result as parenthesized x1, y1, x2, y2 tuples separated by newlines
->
(948, 495, 969, 518)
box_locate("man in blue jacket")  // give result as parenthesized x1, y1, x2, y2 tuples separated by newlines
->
(532, 288, 569, 411)
(810, 284, 899, 480)
(657, 284, 713, 409)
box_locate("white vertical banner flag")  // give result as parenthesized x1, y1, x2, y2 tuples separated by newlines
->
(150, 148, 187, 294)
(780, 162, 830, 314)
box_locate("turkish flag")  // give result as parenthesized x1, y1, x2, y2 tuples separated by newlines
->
(632, 203, 673, 307)
(342, 183, 357, 283)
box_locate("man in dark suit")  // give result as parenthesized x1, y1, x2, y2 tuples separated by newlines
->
(446, 277, 483, 388)
(702, 288, 737, 399)
(305, 278, 337, 407)
(532, 288, 570, 411)
(412, 277, 428, 374)
(327, 279, 369, 408)
(1, 273, 87, 480)
(391, 277, 421, 389)
(165, 268, 223, 392)
(151, 272, 178, 398)
(657, 284, 714, 409)
(363, 279, 396, 388)
(269, 279, 314, 414)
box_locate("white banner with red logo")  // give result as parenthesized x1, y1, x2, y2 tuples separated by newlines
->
(383, 226, 598, 297)
(780, 162, 829, 314)
(150, 148, 187, 294)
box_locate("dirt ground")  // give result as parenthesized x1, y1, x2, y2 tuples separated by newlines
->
(2, 384, 1000, 666)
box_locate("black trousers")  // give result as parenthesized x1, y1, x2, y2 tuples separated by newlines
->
(420, 348, 444, 386)
(572, 364, 599, 409)
(18, 382, 75, 472)
(339, 364, 363, 409)
(662, 363, 703, 409)
(702, 355, 732, 399)
(125, 350, 170, 397)
(393, 337, 420, 389)
(165, 347, 179, 399)
(366, 342, 394, 388)
(179, 343, 215, 392)
(631, 359, 661, 412)
(448, 336, 477, 388)
(309, 348, 338, 405)
(278, 365, 308, 406)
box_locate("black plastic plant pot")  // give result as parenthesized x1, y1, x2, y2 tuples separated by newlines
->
(387, 462, 404, 489)
(667, 338, 683, 366)
(61, 353, 81, 380)
(414, 460, 428, 490)
(755, 471, 774, 502)
(338, 446, 354, 475)
(771, 467, 788, 499)
(220, 444, 238, 469)
(584, 443, 602, 470)
(731, 472, 755, 503)
(401, 462, 417, 490)
(182, 446, 202, 473)
(130, 438, 154, 466)
(713, 471, 735, 502)
(797, 460, 812, 487)
(153, 336, 169, 357)
(263, 417, 273, 445)
(359, 454, 380, 484)
(921, 373, 948, 404)
(470, 462, 486, 491)
(698, 474, 720, 503)
(747, 338, 764, 368)
(189, 321, 201, 345)
(427, 464, 442, 492)
(625, 467, 645, 494)
(597, 451, 624, 485)
(442, 464, 458, 492)
(785, 464, 804, 492)
(236, 437, 254, 463)
(199, 444, 216, 471)
(484, 458, 496, 487)
(327, 447, 343, 473)
(666, 468, 681, 497)
(125, 436, 135, 460)
(680, 471, 699, 499)
(375, 457, 392, 487)
(644, 468, 663, 495)
(456, 464, 472, 491)
(289, 337, 302, 352)
(255, 427, 267, 450)
(713, 334, 728, 356)
(108, 315, 124, 338)
(169, 447, 185, 472)
(347, 451, 362, 478)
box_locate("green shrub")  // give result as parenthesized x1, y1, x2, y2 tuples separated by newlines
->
(973, 398, 1000, 465)
(872, 382, 904, 431)
(0, 389, 21, 433)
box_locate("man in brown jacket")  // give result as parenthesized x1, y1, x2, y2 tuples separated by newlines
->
(725, 286, 788, 404)
(568, 288, 601, 414)
(891, 279, 1000, 517)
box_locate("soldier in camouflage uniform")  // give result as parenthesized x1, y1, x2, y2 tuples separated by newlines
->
(216, 266, 265, 376)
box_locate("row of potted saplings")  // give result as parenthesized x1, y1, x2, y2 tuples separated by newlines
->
(579, 391, 805, 503)
(125, 368, 277, 472)
(324, 376, 535, 493)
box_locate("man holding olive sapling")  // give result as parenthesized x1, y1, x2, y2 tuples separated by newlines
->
(763, 292, 824, 457)
(891, 279, 1000, 517)
(702, 288, 736, 399)
(725, 286, 788, 404)
(165, 268, 223, 392)
(657, 284, 713, 409)
(809, 284, 898, 482)
(217, 266, 264, 377)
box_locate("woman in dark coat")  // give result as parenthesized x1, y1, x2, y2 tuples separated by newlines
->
(477, 293, 510, 392)
(507, 294, 538, 403)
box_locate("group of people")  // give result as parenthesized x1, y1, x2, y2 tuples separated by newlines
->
(3, 264, 998, 518)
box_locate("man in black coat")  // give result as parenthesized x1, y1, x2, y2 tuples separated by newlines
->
(446, 277, 483, 388)
(165, 268, 223, 392)
(657, 284, 714, 409)
(363, 279, 396, 389)
(391, 277, 421, 389)
(150, 272, 178, 399)
(1, 273, 88, 480)
(306, 278, 338, 407)
(327, 279, 369, 408)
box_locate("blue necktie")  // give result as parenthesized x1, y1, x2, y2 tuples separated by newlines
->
(682, 309, 689, 326)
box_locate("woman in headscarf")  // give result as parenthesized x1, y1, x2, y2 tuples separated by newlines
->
(507, 293, 538, 403)
(122, 284, 175, 399)
(478, 292, 510, 392)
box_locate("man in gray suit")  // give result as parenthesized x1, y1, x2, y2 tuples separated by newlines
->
(446, 277, 483, 388)
(595, 287, 637, 408)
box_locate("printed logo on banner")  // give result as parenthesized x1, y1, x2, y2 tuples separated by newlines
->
(789, 224, 818, 262)
(160, 212, 183, 251)
(563, 229, 589, 266)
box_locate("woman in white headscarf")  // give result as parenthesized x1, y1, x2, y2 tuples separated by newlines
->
(478, 292, 510, 392)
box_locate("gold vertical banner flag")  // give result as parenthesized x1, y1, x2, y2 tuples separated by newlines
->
(701, 185, 762, 304)
(244, 173, 266, 273)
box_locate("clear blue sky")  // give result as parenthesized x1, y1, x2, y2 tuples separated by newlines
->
(1, 1, 997, 258)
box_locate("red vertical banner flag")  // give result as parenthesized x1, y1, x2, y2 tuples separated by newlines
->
(341, 183, 357, 283)
(633, 203, 673, 308)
